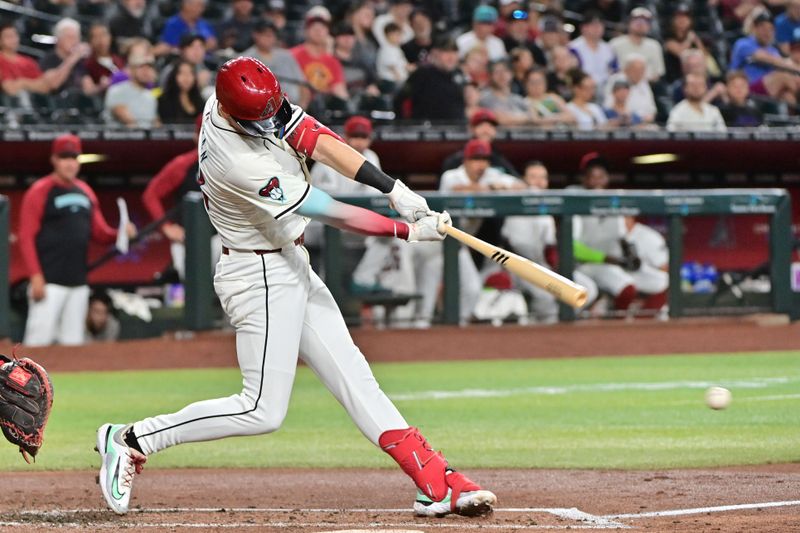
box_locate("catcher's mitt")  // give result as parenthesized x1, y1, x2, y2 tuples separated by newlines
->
(0, 354, 54, 463)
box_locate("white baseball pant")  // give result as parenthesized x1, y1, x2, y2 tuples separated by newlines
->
(516, 270, 599, 323)
(578, 263, 667, 297)
(132, 245, 408, 455)
(23, 283, 90, 346)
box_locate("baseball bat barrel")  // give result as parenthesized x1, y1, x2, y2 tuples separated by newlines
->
(441, 224, 588, 308)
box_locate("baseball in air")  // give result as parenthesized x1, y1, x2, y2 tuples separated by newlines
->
(705, 386, 732, 410)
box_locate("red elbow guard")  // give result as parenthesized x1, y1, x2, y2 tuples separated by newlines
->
(284, 115, 345, 158)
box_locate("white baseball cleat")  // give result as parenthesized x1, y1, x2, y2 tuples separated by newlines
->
(413, 488, 497, 517)
(95, 423, 146, 515)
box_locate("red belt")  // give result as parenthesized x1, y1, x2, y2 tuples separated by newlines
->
(222, 234, 304, 255)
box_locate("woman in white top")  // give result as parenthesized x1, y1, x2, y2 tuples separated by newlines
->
(565, 70, 608, 130)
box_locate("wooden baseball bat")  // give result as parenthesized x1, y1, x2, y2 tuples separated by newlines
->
(441, 224, 588, 308)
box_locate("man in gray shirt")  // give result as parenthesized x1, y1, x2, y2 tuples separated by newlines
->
(104, 52, 160, 128)
(240, 19, 309, 107)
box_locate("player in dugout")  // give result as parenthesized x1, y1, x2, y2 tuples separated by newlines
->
(142, 115, 220, 280)
(95, 57, 497, 519)
(571, 152, 668, 316)
(19, 134, 136, 346)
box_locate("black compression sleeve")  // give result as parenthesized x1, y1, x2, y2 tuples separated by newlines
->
(354, 160, 396, 194)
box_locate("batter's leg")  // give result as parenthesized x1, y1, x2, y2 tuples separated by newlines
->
(298, 269, 407, 444)
(23, 283, 68, 347)
(56, 284, 90, 345)
(132, 252, 309, 455)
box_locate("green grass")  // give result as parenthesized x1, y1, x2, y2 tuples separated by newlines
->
(4, 351, 799, 472)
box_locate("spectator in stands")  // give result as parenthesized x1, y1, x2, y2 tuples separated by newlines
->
(377, 22, 411, 92)
(373, 0, 414, 48)
(85, 291, 120, 343)
(40, 18, 90, 97)
(566, 70, 608, 130)
(509, 47, 534, 95)
(664, 3, 720, 84)
(670, 48, 727, 105)
(241, 19, 308, 107)
(524, 67, 575, 127)
(609, 7, 665, 82)
(537, 15, 568, 61)
(82, 23, 124, 97)
(400, 36, 466, 121)
(291, 13, 349, 102)
(263, 0, 287, 42)
(347, 0, 378, 71)
(156, 0, 217, 56)
(217, 0, 255, 53)
(142, 116, 219, 279)
(104, 50, 159, 128)
(332, 23, 380, 110)
(20, 134, 135, 346)
(603, 54, 655, 124)
(730, 11, 800, 106)
(0, 23, 50, 105)
(667, 73, 727, 131)
(161, 34, 212, 99)
(569, 11, 617, 89)
(108, 38, 151, 86)
(776, 0, 800, 55)
(502, 8, 547, 67)
(719, 70, 764, 127)
(109, 0, 149, 52)
(547, 45, 578, 101)
(462, 45, 490, 88)
(494, 0, 526, 39)
(580, 0, 625, 32)
(457, 5, 508, 62)
(478, 59, 532, 125)
(402, 8, 434, 66)
(604, 79, 644, 127)
(439, 139, 524, 324)
(442, 108, 518, 176)
(158, 59, 203, 124)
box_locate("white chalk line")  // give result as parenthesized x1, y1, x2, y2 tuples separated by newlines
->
(738, 393, 800, 402)
(605, 500, 800, 519)
(0, 521, 618, 530)
(389, 377, 796, 401)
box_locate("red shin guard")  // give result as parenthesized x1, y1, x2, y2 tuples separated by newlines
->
(642, 290, 667, 311)
(379, 427, 480, 511)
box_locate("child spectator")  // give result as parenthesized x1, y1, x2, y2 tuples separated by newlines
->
(604, 79, 643, 127)
(377, 22, 411, 91)
(85, 292, 121, 343)
(718, 70, 764, 127)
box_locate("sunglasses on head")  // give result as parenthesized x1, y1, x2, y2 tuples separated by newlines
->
(511, 9, 528, 20)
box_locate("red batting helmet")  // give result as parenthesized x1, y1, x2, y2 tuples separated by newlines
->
(215, 56, 292, 137)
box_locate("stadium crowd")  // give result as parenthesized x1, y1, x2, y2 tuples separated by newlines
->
(2, 0, 800, 128)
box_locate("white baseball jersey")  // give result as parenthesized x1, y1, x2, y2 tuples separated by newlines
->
(627, 222, 668, 269)
(501, 215, 556, 266)
(440, 166, 521, 235)
(310, 148, 380, 196)
(197, 94, 312, 250)
(573, 214, 627, 256)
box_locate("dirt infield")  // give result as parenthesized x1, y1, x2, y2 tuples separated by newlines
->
(1, 465, 799, 531)
(2, 317, 799, 373)
(1, 318, 798, 531)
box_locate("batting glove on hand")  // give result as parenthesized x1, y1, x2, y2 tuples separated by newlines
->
(406, 211, 451, 242)
(387, 180, 431, 222)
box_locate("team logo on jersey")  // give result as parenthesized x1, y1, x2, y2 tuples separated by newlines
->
(259, 177, 286, 203)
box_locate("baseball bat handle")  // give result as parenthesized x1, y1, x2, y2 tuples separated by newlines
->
(441, 223, 588, 309)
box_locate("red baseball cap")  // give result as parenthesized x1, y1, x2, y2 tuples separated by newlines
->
(344, 115, 372, 137)
(469, 108, 498, 128)
(464, 139, 492, 160)
(52, 134, 82, 157)
(579, 151, 607, 171)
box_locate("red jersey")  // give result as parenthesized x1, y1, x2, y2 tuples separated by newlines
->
(290, 44, 344, 94)
(0, 53, 42, 81)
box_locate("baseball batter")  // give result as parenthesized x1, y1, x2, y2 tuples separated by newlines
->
(95, 57, 496, 518)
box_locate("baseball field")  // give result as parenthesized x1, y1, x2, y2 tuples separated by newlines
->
(1, 321, 798, 532)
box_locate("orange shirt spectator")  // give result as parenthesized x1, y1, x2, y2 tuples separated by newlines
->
(290, 14, 348, 99)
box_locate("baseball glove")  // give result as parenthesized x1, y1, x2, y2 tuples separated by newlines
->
(0, 354, 54, 463)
